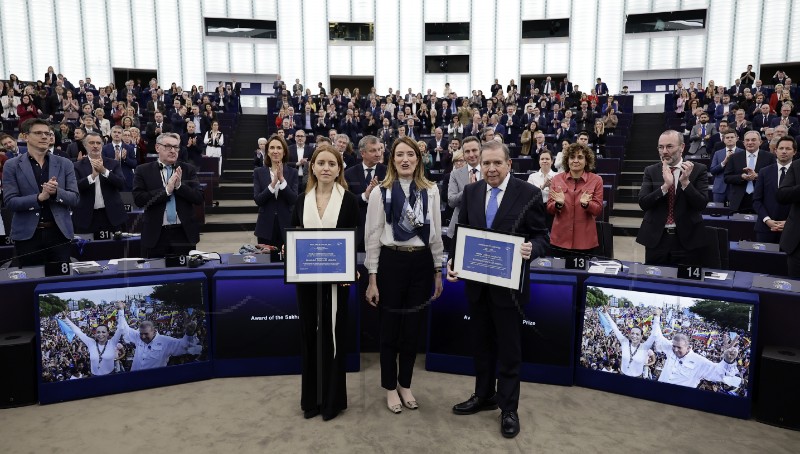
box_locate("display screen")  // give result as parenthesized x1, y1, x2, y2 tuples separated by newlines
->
(579, 281, 756, 401)
(35, 273, 211, 403)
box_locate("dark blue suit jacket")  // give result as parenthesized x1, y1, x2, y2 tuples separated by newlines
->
(73, 157, 127, 231)
(723, 150, 776, 210)
(102, 143, 137, 191)
(753, 163, 791, 234)
(344, 162, 387, 250)
(451, 176, 549, 307)
(253, 165, 299, 242)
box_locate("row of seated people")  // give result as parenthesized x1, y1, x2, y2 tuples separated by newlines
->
(685, 108, 800, 157)
(0, 76, 240, 133)
(272, 96, 626, 151)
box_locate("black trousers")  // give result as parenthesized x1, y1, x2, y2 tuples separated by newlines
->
(14, 225, 71, 267)
(644, 230, 704, 267)
(142, 225, 195, 258)
(470, 288, 523, 412)
(377, 246, 433, 390)
(296, 283, 349, 417)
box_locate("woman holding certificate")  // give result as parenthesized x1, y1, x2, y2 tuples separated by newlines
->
(365, 136, 444, 414)
(546, 143, 604, 255)
(291, 144, 359, 421)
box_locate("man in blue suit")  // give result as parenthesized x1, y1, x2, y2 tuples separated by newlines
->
(102, 125, 137, 190)
(344, 135, 386, 251)
(73, 132, 127, 234)
(770, 103, 800, 137)
(754, 136, 796, 243)
(724, 131, 776, 213)
(595, 78, 608, 96)
(2, 118, 79, 266)
(709, 131, 742, 203)
(447, 140, 549, 439)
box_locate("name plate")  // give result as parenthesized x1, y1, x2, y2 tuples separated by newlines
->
(677, 265, 704, 281)
(731, 213, 757, 222)
(165, 255, 188, 267)
(45, 261, 72, 277)
(123, 204, 133, 212)
(629, 263, 679, 279)
(0, 235, 12, 245)
(531, 257, 566, 269)
(94, 230, 116, 240)
(752, 275, 800, 293)
(738, 241, 781, 252)
(564, 256, 588, 270)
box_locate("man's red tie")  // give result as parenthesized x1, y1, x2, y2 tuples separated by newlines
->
(666, 167, 677, 225)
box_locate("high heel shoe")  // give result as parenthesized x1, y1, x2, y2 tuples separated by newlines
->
(398, 387, 418, 410)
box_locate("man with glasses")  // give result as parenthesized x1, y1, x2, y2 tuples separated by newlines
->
(2, 119, 79, 266)
(636, 130, 708, 266)
(132, 133, 204, 258)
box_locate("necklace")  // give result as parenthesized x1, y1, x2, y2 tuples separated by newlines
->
(626, 341, 640, 371)
(96, 341, 108, 366)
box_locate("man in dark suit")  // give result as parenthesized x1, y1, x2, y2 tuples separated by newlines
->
(145, 91, 165, 123)
(724, 131, 776, 213)
(344, 135, 386, 251)
(132, 132, 204, 258)
(2, 118, 80, 266)
(73, 132, 127, 234)
(446, 140, 548, 439)
(559, 77, 573, 96)
(182, 122, 205, 168)
(754, 136, 795, 243)
(540, 77, 555, 96)
(102, 126, 138, 191)
(287, 130, 314, 188)
(636, 130, 708, 266)
(709, 131, 742, 204)
(428, 127, 450, 171)
(595, 78, 608, 96)
(145, 112, 172, 146)
(752, 103, 775, 135)
(776, 138, 800, 276)
(770, 103, 800, 137)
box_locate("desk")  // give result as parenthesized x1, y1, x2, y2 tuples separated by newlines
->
(703, 215, 756, 241)
(728, 241, 787, 276)
(0, 237, 141, 266)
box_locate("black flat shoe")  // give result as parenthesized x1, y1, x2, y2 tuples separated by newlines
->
(452, 394, 498, 415)
(303, 408, 320, 419)
(501, 411, 520, 438)
(322, 410, 340, 421)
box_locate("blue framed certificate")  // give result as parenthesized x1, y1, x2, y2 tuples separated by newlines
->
(452, 224, 526, 291)
(284, 228, 357, 283)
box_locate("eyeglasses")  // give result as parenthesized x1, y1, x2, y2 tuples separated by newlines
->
(158, 143, 180, 150)
(28, 131, 54, 137)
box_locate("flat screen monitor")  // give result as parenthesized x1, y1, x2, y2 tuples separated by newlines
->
(426, 273, 577, 385)
(212, 269, 360, 376)
(35, 273, 211, 404)
(576, 276, 758, 418)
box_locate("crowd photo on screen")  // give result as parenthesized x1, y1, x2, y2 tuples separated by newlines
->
(38, 282, 208, 383)
(580, 286, 753, 397)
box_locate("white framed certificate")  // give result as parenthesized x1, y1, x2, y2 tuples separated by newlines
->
(452, 224, 526, 291)
(284, 228, 357, 284)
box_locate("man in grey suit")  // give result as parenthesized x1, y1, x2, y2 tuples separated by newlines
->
(688, 112, 716, 155)
(447, 136, 481, 237)
(2, 118, 79, 266)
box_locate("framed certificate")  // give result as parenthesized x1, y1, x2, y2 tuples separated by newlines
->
(284, 228, 357, 284)
(452, 224, 526, 291)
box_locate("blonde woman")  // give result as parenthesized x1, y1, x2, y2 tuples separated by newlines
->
(365, 136, 444, 413)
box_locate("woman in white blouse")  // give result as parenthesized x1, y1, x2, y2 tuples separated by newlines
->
(204, 120, 224, 175)
(365, 136, 444, 414)
(600, 306, 661, 377)
(59, 304, 126, 376)
(527, 149, 560, 203)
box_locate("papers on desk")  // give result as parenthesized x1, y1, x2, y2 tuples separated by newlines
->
(587, 260, 624, 275)
(189, 250, 222, 261)
(704, 271, 729, 281)
(108, 258, 145, 265)
(71, 261, 100, 268)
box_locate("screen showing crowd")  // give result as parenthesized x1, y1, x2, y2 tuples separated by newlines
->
(38, 282, 208, 383)
(580, 286, 753, 397)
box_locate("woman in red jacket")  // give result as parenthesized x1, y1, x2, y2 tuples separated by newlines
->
(546, 143, 604, 255)
(17, 94, 41, 127)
